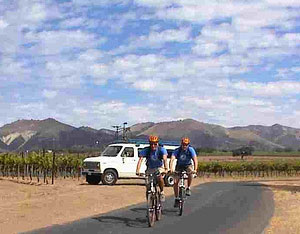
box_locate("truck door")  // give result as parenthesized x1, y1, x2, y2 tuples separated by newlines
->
(120, 147, 137, 177)
(138, 147, 147, 174)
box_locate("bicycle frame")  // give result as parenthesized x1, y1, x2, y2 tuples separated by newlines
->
(177, 170, 188, 216)
(144, 171, 162, 227)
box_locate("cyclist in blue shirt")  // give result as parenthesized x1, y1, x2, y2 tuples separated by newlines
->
(136, 135, 168, 202)
(170, 137, 198, 207)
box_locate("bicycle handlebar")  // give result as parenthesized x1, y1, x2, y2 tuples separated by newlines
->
(169, 170, 197, 175)
(135, 171, 168, 177)
(136, 171, 166, 177)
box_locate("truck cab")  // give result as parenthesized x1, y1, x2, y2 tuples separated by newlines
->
(82, 140, 179, 186)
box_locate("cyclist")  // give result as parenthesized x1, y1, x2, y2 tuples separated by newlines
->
(170, 137, 198, 207)
(136, 135, 168, 202)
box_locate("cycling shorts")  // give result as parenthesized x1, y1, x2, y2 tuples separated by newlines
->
(145, 166, 165, 175)
(175, 164, 193, 177)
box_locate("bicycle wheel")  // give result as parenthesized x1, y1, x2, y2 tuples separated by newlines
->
(147, 194, 156, 227)
(155, 192, 162, 221)
(178, 187, 185, 216)
(179, 200, 184, 216)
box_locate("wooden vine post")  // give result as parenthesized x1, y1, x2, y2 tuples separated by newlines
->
(52, 151, 56, 185)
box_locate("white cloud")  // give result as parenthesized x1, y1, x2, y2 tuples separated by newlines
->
(59, 17, 87, 28)
(113, 27, 191, 54)
(78, 49, 103, 61)
(23, 3, 47, 23)
(192, 42, 224, 56)
(100, 11, 137, 34)
(73, 107, 89, 115)
(0, 19, 9, 29)
(266, 0, 300, 7)
(291, 67, 300, 73)
(276, 67, 300, 79)
(232, 81, 300, 96)
(134, 0, 174, 8)
(25, 30, 102, 55)
(89, 64, 110, 85)
(42, 90, 57, 99)
(0, 57, 30, 81)
(133, 79, 174, 91)
(72, 0, 130, 6)
(135, 0, 298, 30)
(0, 0, 299, 129)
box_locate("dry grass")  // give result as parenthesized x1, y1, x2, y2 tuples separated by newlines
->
(261, 180, 300, 234)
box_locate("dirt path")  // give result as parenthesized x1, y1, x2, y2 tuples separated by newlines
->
(0, 177, 300, 234)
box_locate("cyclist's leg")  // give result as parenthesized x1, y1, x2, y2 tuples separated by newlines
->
(173, 164, 180, 197)
(157, 167, 165, 201)
(156, 167, 165, 192)
(145, 168, 155, 199)
(173, 165, 182, 207)
(186, 165, 193, 196)
(186, 165, 193, 188)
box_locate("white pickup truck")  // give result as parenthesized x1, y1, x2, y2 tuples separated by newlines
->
(81, 141, 179, 186)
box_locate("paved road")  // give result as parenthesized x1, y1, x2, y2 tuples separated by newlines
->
(27, 182, 274, 234)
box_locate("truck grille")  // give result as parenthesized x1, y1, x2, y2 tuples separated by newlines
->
(83, 162, 99, 170)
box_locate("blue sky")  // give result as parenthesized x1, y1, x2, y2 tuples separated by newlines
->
(0, 0, 299, 129)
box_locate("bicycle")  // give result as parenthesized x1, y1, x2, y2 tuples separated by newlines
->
(175, 170, 196, 216)
(139, 171, 163, 227)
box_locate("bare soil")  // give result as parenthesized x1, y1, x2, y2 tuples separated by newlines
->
(0, 176, 300, 234)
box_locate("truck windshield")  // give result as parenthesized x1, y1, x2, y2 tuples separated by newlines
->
(101, 146, 122, 156)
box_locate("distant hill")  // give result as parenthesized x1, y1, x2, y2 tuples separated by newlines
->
(229, 124, 300, 149)
(0, 118, 115, 152)
(0, 139, 8, 152)
(130, 119, 300, 151)
(0, 118, 299, 152)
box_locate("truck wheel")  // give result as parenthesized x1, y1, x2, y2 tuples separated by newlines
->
(102, 169, 118, 185)
(164, 173, 175, 187)
(86, 175, 101, 185)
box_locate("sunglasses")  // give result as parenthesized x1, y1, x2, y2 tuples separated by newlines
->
(150, 142, 158, 145)
(182, 143, 189, 146)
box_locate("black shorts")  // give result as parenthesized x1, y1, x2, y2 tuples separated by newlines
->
(175, 164, 193, 173)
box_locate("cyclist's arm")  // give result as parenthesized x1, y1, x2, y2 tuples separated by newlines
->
(169, 155, 176, 172)
(162, 153, 168, 172)
(190, 147, 198, 173)
(192, 155, 198, 173)
(136, 157, 144, 175)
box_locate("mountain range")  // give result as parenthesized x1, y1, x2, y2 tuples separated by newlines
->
(0, 118, 299, 152)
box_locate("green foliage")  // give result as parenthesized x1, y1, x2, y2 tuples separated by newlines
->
(0, 152, 86, 179)
(232, 146, 253, 156)
(196, 147, 216, 154)
(197, 159, 300, 177)
(253, 151, 300, 156)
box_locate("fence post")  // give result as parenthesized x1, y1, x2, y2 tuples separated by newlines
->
(52, 151, 56, 184)
(22, 152, 25, 180)
(43, 149, 46, 183)
(17, 153, 20, 180)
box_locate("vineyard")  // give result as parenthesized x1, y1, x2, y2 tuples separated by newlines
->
(0, 151, 86, 184)
(1, 152, 300, 184)
(197, 160, 300, 177)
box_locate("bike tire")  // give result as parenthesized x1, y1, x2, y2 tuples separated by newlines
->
(155, 192, 162, 221)
(179, 200, 184, 216)
(147, 194, 156, 227)
(178, 187, 185, 216)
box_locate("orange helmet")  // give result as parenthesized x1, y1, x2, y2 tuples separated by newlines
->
(148, 135, 159, 143)
(181, 137, 190, 145)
